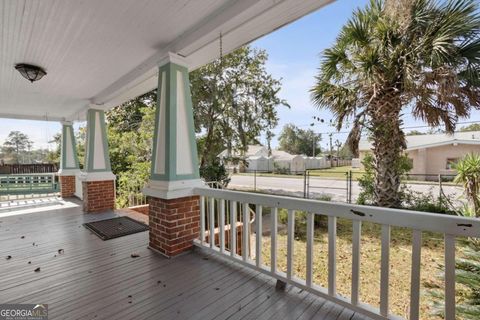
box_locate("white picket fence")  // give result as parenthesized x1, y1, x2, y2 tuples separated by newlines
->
(193, 187, 480, 320)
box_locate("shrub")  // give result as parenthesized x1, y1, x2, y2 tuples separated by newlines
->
(200, 159, 231, 187)
(116, 161, 150, 208)
(429, 238, 480, 319)
(402, 190, 455, 215)
(453, 153, 480, 217)
(316, 193, 332, 201)
(273, 162, 289, 175)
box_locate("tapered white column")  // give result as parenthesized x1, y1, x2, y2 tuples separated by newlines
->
(58, 122, 80, 175)
(80, 108, 115, 212)
(58, 121, 80, 198)
(143, 53, 203, 200)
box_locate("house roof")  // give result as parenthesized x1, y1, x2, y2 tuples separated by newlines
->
(359, 131, 480, 151)
(271, 150, 296, 160)
(218, 145, 267, 158)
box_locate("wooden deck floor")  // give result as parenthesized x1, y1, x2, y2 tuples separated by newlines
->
(0, 199, 372, 320)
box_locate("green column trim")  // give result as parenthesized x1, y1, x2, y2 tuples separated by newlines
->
(60, 123, 80, 170)
(150, 62, 200, 182)
(84, 109, 112, 173)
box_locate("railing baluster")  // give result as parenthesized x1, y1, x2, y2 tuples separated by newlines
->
(287, 209, 295, 280)
(200, 196, 205, 245)
(219, 199, 225, 253)
(380, 225, 391, 316)
(445, 234, 456, 320)
(209, 197, 215, 248)
(410, 230, 422, 320)
(306, 212, 314, 287)
(242, 203, 250, 261)
(230, 201, 237, 256)
(271, 207, 278, 274)
(328, 216, 337, 296)
(351, 220, 361, 305)
(193, 188, 480, 320)
(255, 205, 263, 267)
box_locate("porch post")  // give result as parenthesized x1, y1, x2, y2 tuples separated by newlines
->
(58, 122, 80, 198)
(79, 108, 116, 212)
(143, 52, 203, 257)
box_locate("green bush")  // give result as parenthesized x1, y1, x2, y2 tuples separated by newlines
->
(116, 161, 150, 208)
(273, 162, 289, 175)
(200, 159, 231, 187)
(402, 190, 454, 215)
(315, 193, 332, 201)
(429, 238, 480, 319)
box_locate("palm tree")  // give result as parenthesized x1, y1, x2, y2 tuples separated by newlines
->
(311, 0, 480, 207)
(454, 153, 480, 217)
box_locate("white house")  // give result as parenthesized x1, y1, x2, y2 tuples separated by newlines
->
(245, 155, 274, 172)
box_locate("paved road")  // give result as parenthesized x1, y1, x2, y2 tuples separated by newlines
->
(229, 174, 463, 203)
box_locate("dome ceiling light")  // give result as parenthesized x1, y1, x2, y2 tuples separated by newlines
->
(15, 63, 47, 83)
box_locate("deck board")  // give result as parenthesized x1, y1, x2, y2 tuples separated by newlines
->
(0, 199, 372, 320)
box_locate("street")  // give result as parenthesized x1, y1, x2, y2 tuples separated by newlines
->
(228, 174, 464, 203)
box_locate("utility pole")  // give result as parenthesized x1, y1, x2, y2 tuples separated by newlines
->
(329, 133, 333, 167)
(312, 136, 315, 157)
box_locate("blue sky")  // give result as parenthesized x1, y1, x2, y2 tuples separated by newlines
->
(1, 0, 479, 151)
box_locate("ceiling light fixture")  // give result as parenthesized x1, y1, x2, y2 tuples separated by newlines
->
(15, 63, 47, 83)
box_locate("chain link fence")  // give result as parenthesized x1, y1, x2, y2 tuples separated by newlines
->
(227, 169, 463, 206)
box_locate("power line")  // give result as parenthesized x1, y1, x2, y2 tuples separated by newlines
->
(303, 119, 480, 136)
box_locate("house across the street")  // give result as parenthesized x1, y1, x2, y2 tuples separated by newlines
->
(218, 145, 329, 173)
(358, 131, 480, 178)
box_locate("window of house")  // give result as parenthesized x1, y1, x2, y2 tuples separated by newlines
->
(446, 158, 458, 170)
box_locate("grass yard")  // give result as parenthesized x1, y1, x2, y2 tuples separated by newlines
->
(257, 216, 466, 320)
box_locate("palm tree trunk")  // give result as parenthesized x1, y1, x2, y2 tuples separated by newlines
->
(370, 90, 406, 208)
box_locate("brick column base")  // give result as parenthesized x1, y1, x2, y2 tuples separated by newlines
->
(59, 176, 76, 198)
(148, 195, 200, 257)
(82, 180, 115, 213)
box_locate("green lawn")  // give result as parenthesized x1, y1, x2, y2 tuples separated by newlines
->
(258, 214, 464, 320)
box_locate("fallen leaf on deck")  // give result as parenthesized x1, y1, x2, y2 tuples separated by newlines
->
(130, 253, 140, 258)
(34, 267, 40, 272)
(6, 255, 12, 260)
(58, 249, 64, 254)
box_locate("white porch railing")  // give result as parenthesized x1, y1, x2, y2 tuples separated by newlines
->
(193, 187, 480, 320)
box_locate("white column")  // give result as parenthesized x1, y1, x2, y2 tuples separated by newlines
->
(79, 108, 115, 181)
(58, 121, 80, 176)
(143, 53, 202, 199)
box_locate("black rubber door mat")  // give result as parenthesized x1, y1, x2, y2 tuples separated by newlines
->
(83, 216, 149, 240)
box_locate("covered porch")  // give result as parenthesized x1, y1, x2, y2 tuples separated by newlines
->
(1, 1, 480, 320)
(0, 200, 366, 320)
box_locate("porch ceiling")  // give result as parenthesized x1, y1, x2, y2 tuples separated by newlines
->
(0, 0, 333, 122)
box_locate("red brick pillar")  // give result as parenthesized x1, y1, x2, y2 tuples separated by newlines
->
(82, 180, 115, 213)
(59, 175, 76, 198)
(148, 195, 200, 257)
